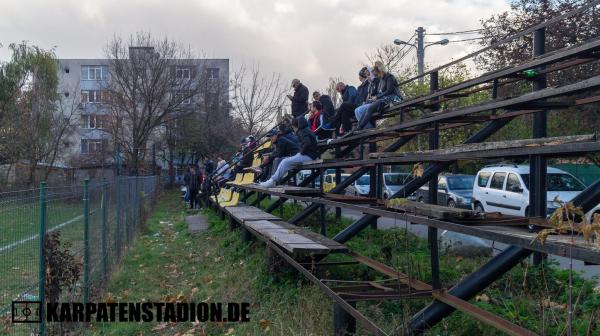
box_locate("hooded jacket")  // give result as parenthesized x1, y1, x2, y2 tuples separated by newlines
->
(294, 117, 318, 160)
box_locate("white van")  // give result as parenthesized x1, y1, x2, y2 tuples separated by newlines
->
(472, 165, 590, 218)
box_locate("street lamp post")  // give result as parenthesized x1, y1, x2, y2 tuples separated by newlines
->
(394, 27, 449, 85)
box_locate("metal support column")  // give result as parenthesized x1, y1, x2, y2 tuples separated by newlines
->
(531, 27, 548, 265)
(369, 142, 378, 230)
(428, 71, 441, 289)
(333, 302, 356, 336)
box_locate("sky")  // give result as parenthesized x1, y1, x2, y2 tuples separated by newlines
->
(0, 0, 510, 92)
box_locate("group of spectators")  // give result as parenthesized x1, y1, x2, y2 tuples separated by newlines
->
(288, 61, 402, 139)
(183, 61, 403, 192)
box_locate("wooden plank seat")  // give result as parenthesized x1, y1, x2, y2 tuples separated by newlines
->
(224, 205, 348, 255)
(246, 184, 322, 196)
(244, 219, 345, 255)
(224, 205, 281, 222)
(385, 199, 476, 220)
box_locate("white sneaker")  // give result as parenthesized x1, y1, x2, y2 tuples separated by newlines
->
(259, 179, 276, 188)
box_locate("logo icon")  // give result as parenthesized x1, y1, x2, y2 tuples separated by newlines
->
(12, 301, 41, 323)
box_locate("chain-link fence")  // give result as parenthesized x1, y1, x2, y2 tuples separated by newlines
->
(0, 176, 159, 335)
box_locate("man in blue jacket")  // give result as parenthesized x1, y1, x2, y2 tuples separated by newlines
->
(259, 117, 318, 187)
(330, 81, 358, 135)
(288, 79, 309, 117)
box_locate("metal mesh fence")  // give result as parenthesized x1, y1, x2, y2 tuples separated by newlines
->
(0, 176, 159, 335)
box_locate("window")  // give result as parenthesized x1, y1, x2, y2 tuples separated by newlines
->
(174, 92, 192, 105)
(81, 65, 108, 80)
(208, 67, 219, 79)
(520, 173, 585, 192)
(438, 178, 448, 191)
(505, 173, 523, 193)
(80, 139, 106, 154)
(477, 172, 491, 187)
(176, 67, 191, 79)
(80, 115, 106, 129)
(448, 176, 475, 190)
(356, 175, 370, 186)
(490, 172, 506, 190)
(81, 90, 105, 104)
(384, 173, 411, 186)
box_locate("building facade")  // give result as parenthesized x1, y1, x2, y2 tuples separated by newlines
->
(57, 49, 229, 169)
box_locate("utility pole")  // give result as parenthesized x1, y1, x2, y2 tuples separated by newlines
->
(416, 27, 425, 85)
(394, 27, 447, 86)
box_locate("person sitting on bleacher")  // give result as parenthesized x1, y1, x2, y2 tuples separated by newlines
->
(308, 101, 334, 140)
(259, 117, 318, 187)
(260, 124, 300, 181)
(312, 91, 335, 124)
(330, 81, 357, 136)
(354, 61, 402, 131)
(233, 136, 256, 176)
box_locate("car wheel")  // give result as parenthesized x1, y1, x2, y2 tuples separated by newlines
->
(447, 199, 456, 208)
(418, 197, 425, 203)
(475, 203, 484, 213)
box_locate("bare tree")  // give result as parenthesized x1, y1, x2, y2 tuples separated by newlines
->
(230, 64, 287, 135)
(104, 32, 202, 175)
(365, 44, 413, 76)
(326, 76, 343, 108)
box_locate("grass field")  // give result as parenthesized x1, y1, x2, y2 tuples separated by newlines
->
(81, 191, 600, 335)
(0, 180, 155, 336)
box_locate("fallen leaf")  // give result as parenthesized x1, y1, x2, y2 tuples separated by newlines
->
(152, 323, 169, 331)
(224, 327, 235, 335)
(475, 294, 490, 303)
(259, 319, 271, 330)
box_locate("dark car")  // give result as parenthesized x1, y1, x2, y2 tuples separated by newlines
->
(413, 174, 475, 209)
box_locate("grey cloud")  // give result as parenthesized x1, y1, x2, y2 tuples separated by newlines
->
(0, 0, 509, 92)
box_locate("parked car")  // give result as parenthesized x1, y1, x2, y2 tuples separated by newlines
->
(382, 173, 412, 199)
(296, 170, 321, 188)
(472, 165, 587, 217)
(347, 174, 370, 196)
(323, 173, 350, 192)
(413, 174, 475, 209)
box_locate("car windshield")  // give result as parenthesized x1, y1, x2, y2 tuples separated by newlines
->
(520, 173, 585, 192)
(356, 175, 370, 185)
(447, 176, 475, 190)
(384, 174, 410, 186)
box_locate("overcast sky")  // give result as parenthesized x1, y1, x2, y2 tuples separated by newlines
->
(0, 0, 510, 92)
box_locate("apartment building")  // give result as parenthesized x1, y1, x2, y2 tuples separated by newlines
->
(57, 48, 229, 167)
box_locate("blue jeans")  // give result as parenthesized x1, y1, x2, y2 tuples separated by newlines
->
(270, 153, 313, 182)
(354, 103, 374, 129)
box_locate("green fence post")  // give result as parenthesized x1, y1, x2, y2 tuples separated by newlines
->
(115, 177, 122, 259)
(38, 181, 47, 336)
(101, 179, 108, 280)
(83, 179, 90, 305)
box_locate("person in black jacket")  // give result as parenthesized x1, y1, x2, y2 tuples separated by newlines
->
(288, 79, 309, 117)
(354, 62, 402, 130)
(261, 124, 300, 180)
(187, 165, 203, 209)
(259, 117, 318, 187)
